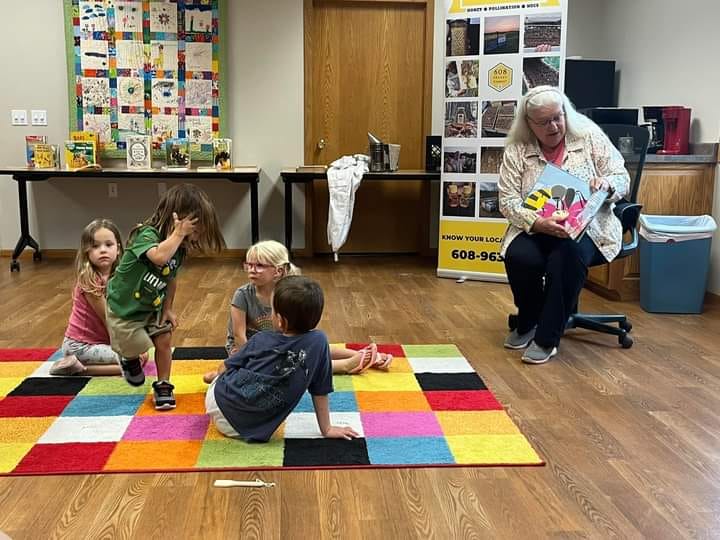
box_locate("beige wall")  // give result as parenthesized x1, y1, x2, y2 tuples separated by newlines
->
(566, 0, 720, 292)
(3, 1, 719, 292)
(0, 0, 305, 252)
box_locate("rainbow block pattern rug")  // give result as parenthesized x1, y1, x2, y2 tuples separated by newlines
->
(0, 345, 543, 475)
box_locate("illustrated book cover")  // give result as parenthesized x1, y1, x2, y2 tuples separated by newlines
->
(165, 138, 191, 169)
(126, 135, 152, 170)
(64, 141, 98, 170)
(32, 143, 60, 169)
(25, 135, 47, 167)
(213, 138, 232, 170)
(522, 163, 608, 240)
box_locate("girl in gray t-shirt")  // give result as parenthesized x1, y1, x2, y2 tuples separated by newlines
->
(204, 241, 393, 383)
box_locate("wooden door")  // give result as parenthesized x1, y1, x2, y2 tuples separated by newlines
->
(304, 0, 433, 254)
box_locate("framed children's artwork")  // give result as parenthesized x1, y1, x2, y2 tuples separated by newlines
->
(63, 0, 227, 160)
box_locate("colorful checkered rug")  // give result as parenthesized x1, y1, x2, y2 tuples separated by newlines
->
(0, 344, 543, 475)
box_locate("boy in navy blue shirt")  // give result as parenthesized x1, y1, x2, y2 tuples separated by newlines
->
(205, 275, 359, 442)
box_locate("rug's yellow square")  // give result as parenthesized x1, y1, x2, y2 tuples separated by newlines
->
(436, 411, 522, 436)
(0, 378, 23, 397)
(352, 372, 421, 392)
(0, 443, 33, 473)
(0, 362, 42, 378)
(446, 434, 542, 464)
(0, 417, 57, 443)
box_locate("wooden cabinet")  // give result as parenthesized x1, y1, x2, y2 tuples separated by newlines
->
(586, 162, 717, 301)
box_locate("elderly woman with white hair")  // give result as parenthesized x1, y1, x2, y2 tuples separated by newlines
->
(498, 86, 630, 364)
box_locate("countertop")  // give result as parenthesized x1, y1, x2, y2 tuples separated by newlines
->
(625, 143, 718, 164)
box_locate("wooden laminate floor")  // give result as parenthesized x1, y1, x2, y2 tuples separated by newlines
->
(1, 256, 719, 539)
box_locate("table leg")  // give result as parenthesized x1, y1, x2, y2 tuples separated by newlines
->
(250, 180, 259, 244)
(284, 180, 292, 250)
(10, 178, 41, 272)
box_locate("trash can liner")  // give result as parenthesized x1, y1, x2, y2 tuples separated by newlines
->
(639, 214, 716, 243)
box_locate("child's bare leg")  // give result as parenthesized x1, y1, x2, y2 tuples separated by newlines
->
(203, 362, 226, 384)
(330, 345, 363, 374)
(83, 364, 122, 376)
(49, 355, 87, 376)
(152, 331, 173, 381)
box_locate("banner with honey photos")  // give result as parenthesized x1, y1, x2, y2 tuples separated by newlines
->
(438, 0, 568, 281)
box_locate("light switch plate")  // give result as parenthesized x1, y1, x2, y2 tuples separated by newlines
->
(31, 110, 47, 126)
(11, 109, 28, 126)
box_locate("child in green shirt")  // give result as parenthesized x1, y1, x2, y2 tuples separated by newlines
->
(107, 183, 225, 409)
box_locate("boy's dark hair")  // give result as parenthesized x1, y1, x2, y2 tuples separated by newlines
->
(273, 276, 324, 333)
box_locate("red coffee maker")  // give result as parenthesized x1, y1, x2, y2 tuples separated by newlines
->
(657, 106, 690, 155)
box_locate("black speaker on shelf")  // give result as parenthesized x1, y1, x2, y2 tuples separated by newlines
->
(425, 135, 442, 172)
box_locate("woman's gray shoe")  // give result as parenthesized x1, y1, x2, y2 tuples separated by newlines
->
(504, 327, 536, 349)
(521, 341, 558, 364)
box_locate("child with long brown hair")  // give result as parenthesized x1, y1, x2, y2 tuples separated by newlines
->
(107, 183, 225, 409)
(51, 219, 127, 376)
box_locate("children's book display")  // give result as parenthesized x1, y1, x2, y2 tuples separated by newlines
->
(126, 135, 152, 170)
(522, 163, 608, 240)
(26, 136, 60, 169)
(65, 131, 100, 171)
(213, 138, 232, 170)
(25, 136, 47, 167)
(29, 142, 60, 169)
(64, 141, 98, 171)
(165, 139, 191, 169)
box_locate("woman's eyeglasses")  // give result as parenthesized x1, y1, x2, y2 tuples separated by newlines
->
(527, 112, 565, 128)
(243, 262, 273, 271)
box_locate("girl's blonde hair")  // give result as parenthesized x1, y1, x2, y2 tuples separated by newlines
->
(506, 85, 591, 146)
(76, 218, 123, 297)
(246, 240, 301, 277)
(129, 183, 226, 253)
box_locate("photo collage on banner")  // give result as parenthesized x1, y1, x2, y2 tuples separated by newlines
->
(438, 0, 567, 281)
(65, 0, 222, 158)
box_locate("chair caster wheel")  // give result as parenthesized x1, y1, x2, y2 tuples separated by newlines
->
(32, 251, 42, 262)
(10, 260, 20, 272)
(508, 314, 518, 330)
(619, 335, 633, 349)
(619, 320, 632, 332)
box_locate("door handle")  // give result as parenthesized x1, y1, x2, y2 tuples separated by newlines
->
(317, 138, 327, 150)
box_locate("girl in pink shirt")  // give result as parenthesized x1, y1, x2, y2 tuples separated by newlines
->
(51, 219, 144, 376)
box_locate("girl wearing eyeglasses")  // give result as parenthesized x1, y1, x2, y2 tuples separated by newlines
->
(203, 240, 392, 383)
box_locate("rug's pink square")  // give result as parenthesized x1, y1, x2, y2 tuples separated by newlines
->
(360, 412, 443, 437)
(122, 414, 210, 441)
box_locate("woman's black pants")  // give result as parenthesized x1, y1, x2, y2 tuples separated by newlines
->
(504, 233, 606, 348)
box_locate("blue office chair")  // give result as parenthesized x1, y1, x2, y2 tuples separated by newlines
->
(509, 124, 650, 349)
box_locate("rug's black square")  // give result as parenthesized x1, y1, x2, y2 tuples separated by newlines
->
(415, 373, 487, 391)
(283, 438, 371, 466)
(172, 347, 228, 360)
(7, 377, 90, 396)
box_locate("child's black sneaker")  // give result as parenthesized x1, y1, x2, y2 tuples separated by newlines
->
(118, 357, 145, 387)
(152, 380, 176, 410)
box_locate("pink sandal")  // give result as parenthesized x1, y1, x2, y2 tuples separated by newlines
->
(373, 352, 393, 371)
(348, 343, 378, 374)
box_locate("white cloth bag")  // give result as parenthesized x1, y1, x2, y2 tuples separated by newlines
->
(326, 154, 369, 260)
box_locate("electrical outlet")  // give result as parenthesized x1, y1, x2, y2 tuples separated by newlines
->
(158, 182, 167, 197)
(108, 183, 118, 198)
(11, 109, 27, 126)
(31, 110, 47, 126)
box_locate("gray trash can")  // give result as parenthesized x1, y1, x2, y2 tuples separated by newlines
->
(639, 214, 717, 313)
